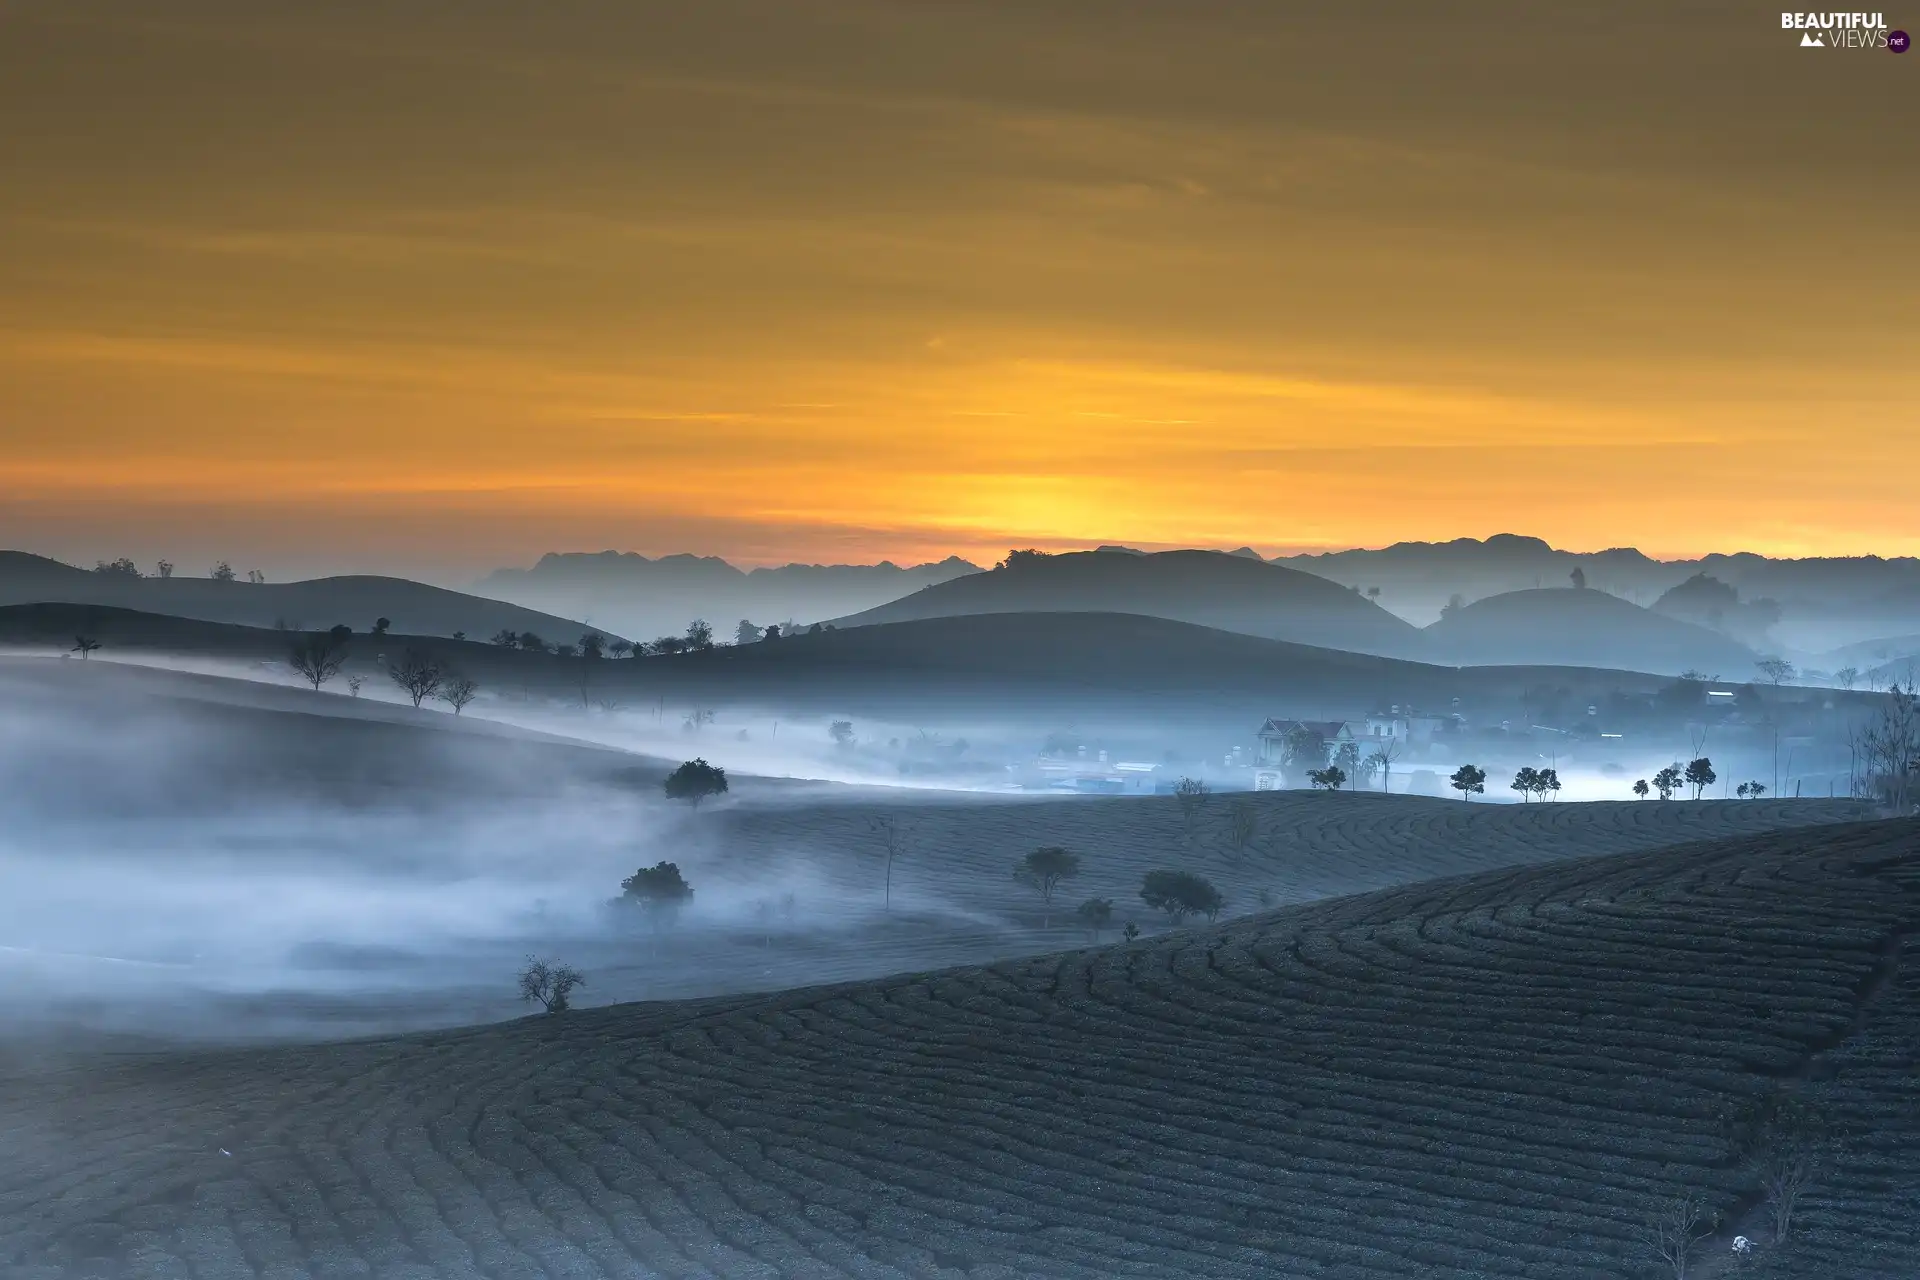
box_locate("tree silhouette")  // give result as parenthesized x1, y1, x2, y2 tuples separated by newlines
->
(1076, 897, 1114, 942)
(70, 635, 101, 660)
(578, 632, 605, 659)
(387, 648, 446, 707)
(1173, 776, 1211, 834)
(1449, 764, 1486, 800)
(438, 674, 479, 715)
(1684, 756, 1716, 799)
(735, 619, 762, 645)
(664, 758, 728, 809)
(685, 619, 714, 650)
(1756, 656, 1795, 687)
(620, 861, 694, 926)
(1367, 738, 1403, 792)
(1511, 766, 1541, 802)
(829, 720, 855, 747)
(1014, 846, 1081, 926)
(1139, 869, 1224, 923)
(210, 561, 236, 582)
(288, 630, 350, 691)
(1306, 766, 1346, 792)
(1633, 778, 1650, 798)
(154, 559, 174, 579)
(1653, 764, 1683, 799)
(1225, 799, 1259, 860)
(517, 956, 584, 1014)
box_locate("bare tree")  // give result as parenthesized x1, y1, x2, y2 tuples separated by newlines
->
(1644, 1192, 1716, 1279)
(1834, 664, 1860, 691)
(438, 674, 480, 715)
(70, 635, 101, 660)
(246, 568, 266, 584)
(868, 813, 916, 913)
(1756, 656, 1795, 687)
(288, 631, 350, 691)
(387, 648, 446, 708)
(517, 956, 584, 1014)
(345, 673, 364, 697)
(1368, 738, 1403, 793)
(1850, 681, 1920, 811)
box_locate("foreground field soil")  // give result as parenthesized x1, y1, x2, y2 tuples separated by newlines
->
(3, 821, 1915, 1279)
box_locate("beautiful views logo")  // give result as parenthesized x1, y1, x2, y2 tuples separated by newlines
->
(1780, 11, 1907, 48)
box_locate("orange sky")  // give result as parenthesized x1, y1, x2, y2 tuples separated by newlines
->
(2, 3, 1915, 579)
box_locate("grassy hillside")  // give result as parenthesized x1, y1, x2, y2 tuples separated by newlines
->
(5, 819, 1913, 1278)
(833, 549, 1429, 658)
(1426, 587, 1760, 676)
(0, 551, 607, 641)
(0, 602, 1693, 734)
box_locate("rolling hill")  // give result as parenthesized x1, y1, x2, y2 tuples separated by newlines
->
(831, 549, 1429, 658)
(5, 818, 1913, 1278)
(0, 603, 1690, 735)
(1424, 587, 1761, 676)
(0, 551, 606, 642)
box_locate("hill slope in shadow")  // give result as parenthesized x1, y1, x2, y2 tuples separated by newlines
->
(4, 819, 1913, 1278)
(0, 551, 606, 641)
(1425, 587, 1760, 675)
(832, 549, 1429, 658)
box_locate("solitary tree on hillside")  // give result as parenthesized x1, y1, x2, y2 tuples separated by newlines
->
(1685, 756, 1716, 799)
(372, 617, 391, 636)
(1077, 897, 1114, 942)
(685, 619, 714, 650)
(1173, 776, 1211, 836)
(1569, 566, 1587, 589)
(664, 758, 728, 810)
(1368, 738, 1402, 793)
(1225, 799, 1259, 860)
(154, 559, 174, 579)
(1139, 869, 1224, 924)
(288, 630, 350, 691)
(387, 648, 446, 707)
(1511, 766, 1541, 802)
(517, 956, 585, 1014)
(438, 673, 480, 715)
(1834, 665, 1860, 691)
(1014, 846, 1081, 927)
(1644, 1192, 1716, 1280)
(1756, 656, 1795, 687)
(1633, 778, 1650, 798)
(1538, 767, 1561, 801)
(1332, 740, 1360, 786)
(70, 635, 101, 660)
(1653, 764, 1683, 800)
(210, 561, 236, 582)
(868, 813, 916, 913)
(620, 861, 694, 927)
(1449, 764, 1486, 800)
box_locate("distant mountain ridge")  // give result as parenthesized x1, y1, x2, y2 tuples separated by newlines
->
(1423, 587, 1759, 677)
(474, 550, 982, 641)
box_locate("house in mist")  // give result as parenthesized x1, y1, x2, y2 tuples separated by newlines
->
(1256, 718, 1364, 768)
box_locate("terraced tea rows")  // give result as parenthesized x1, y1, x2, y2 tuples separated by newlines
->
(4, 818, 1915, 1279)
(698, 791, 1868, 922)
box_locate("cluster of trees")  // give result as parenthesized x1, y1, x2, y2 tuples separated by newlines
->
(1509, 766, 1562, 802)
(283, 627, 477, 712)
(1009, 845, 1225, 936)
(1629, 758, 1716, 800)
(1851, 680, 1919, 810)
(487, 618, 840, 658)
(89, 556, 264, 582)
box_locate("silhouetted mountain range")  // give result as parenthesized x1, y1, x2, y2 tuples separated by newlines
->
(475, 550, 980, 641)
(0, 551, 604, 641)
